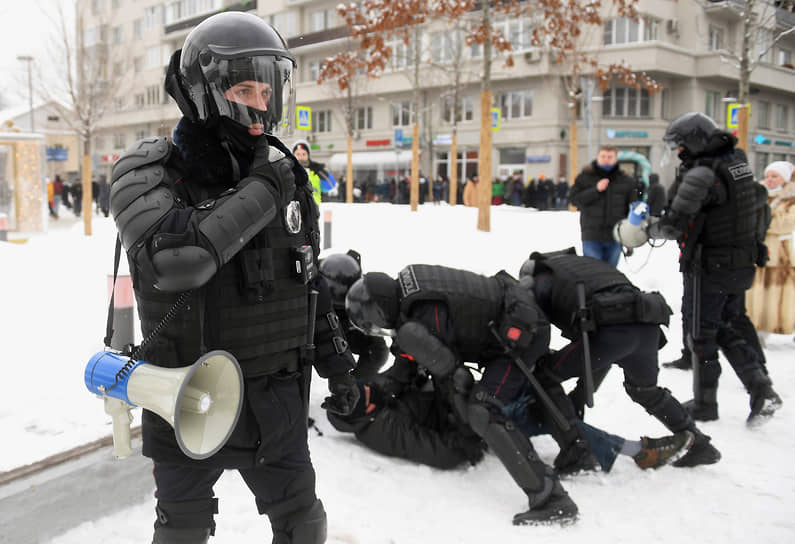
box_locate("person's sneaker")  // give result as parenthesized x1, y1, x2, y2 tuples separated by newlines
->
(633, 431, 695, 469)
(747, 388, 783, 427)
(554, 439, 600, 475)
(683, 399, 719, 421)
(513, 489, 578, 526)
(662, 355, 692, 370)
(672, 432, 721, 467)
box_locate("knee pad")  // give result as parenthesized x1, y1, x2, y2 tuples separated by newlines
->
(693, 326, 719, 361)
(154, 498, 218, 535)
(624, 382, 692, 433)
(257, 469, 317, 518)
(697, 358, 722, 386)
(272, 499, 327, 544)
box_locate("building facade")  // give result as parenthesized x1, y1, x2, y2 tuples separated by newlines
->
(84, 0, 795, 189)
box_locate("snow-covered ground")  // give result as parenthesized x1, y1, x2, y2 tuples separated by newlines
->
(1, 203, 793, 543)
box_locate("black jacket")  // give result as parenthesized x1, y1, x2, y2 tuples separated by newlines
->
(569, 161, 638, 242)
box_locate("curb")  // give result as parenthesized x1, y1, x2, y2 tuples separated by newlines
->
(0, 426, 142, 486)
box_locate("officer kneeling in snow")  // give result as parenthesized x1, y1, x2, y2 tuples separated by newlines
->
(519, 248, 721, 468)
(109, 12, 358, 543)
(344, 265, 579, 525)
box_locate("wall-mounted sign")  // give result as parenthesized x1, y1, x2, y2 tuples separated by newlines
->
(726, 103, 750, 129)
(296, 106, 312, 131)
(754, 134, 771, 145)
(433, 134, 452, 145)
(46, 147, 68, 161)
(526, 155, 551, 163)
(491, 108, 501, 131)
(606, 129, 649, 139)
(366, 139, 391, 147)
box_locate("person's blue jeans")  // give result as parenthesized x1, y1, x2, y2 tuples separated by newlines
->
(582, 240, 622, 266)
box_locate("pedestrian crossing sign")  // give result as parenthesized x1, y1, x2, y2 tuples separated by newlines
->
(491, 108, 501, 131)
(296, 106, 312, 131)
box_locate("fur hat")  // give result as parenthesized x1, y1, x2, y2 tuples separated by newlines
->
(765, 161, 794, 182)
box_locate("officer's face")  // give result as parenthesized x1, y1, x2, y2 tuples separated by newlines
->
(224, 80, 272, 135)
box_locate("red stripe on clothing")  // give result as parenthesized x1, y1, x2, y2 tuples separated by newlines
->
(553, 340, 581, 370)
(494, 362, 513, 396)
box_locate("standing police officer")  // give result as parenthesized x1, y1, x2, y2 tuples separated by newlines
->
(344, 265, 579, 525)
(110, 13, 358, 543)
(649, 112, 782, 425)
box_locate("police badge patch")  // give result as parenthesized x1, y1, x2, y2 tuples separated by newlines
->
(285, 200, 302, 233)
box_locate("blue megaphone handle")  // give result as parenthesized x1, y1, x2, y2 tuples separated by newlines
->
(85, 351, 145, 405)
(627, 201, 649, 226)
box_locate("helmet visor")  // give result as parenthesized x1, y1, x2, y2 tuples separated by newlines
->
(203, 55, 295, 136)
(345, 279, 395, 337)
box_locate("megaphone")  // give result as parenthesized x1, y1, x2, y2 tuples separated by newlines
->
(613, 201, 652, 249)
(85, 350, 244, 460)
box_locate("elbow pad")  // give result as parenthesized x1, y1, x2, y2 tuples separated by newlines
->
(671, 166, 714, 217)
(396, 321, 457, 378)
(198, 181, 277, 267)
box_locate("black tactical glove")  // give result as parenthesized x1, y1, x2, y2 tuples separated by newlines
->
(243, 136, 295, 207)
(321, 372, 361, 416)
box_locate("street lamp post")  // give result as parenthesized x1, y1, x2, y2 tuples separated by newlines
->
(17, 55, 34, 132)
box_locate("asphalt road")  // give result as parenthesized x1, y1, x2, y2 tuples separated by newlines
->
(0, 439, 154, 544)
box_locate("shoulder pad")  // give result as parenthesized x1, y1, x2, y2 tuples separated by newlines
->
(268, 146, 286, 163)
(111, 137, 172, 182)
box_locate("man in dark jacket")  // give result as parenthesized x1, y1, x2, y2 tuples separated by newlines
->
(343, 266, 579, 525)
(519, 248, 721, 468)
(569, 145, 639, 265)
(648, 112, 781, 426)
(109, 13, 359, 543)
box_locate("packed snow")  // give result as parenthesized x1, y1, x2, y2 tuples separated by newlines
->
(1, 202, 793, 543)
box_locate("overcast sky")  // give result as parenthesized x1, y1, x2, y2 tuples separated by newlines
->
(0, 0, 72, 110)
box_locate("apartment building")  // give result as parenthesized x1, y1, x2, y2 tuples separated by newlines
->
(85, 0, 795, 186)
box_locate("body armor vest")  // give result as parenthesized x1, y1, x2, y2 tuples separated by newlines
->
(134, 143, 319, 375)
(397, 265, 504, 361)
(696, 156, 758, 268)
(534, 254, 631, 335)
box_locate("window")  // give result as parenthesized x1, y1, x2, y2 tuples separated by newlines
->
(603, 87, 651, 117)
(778, 48, 793, 66)
(144, 6, 160, 30)
(309, 61, 321, 83)
(312, 110, 333, 133)
(387, 37, 417, 70)
(392, 101, 413, 127)
(91, 0, 103, 15)
(112, 26, 123, 44)
(134, 93, 145, 109)
(144, 45, 165, 70)
(164, 1, 220, 25)
(355, 107, 373, 130)
(135, 129, 146, 141)
(431, 32, 457, 64)
(268, 11, 297, 38)
(113, 133, 126, 149)
(442, 95, 474, 124)
(113, 97, 124, 111)
(705, 90, 720, 121)
(133, 18, 143, 39)
(134, 57, 142, 73)
(708, 25, 724, 51)
(776, 104, 789, 131)
(756, 29, 773, 63)
(310, 9, 334, 32)
(757, 101, 770, 129)
(755, 152, 769, 180)
(604, 16, 660, 45)
(112, 0, 121, 8)
(146, 85, 160, 106)
(499, 90, 533, 120)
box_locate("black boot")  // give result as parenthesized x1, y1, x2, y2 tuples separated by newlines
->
(683, 389, 718, 421)
(513, 479, 579, 526)
(553, 438, 600, 475)
(152, 527, 211, 544)
(662, 349, 692, 370)
(672, 430, 721, 467)
(740, 369, 783, 426)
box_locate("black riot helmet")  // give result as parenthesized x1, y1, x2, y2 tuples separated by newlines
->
(662, 112, 718, 159)
(345, 273, 400, 337)
(171, 11, 296, 136)
(319, 251, 362, 310)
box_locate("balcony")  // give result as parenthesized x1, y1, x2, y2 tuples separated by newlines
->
(164, 0, 258, 35)
(776, 5, 795, 29)
(704, 0, 744, 21)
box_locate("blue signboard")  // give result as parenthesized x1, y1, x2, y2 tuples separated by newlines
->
(46, 147, 68, 161)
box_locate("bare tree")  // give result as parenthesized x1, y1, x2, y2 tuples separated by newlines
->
(36, 0, 131, 235)
(716, 0, 795, 151)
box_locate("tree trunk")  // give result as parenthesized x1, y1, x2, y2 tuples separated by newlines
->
(477, 90, 492, 232)
(346, 134, 353, 203)
(569, 103, 578, 189)
(449, 129, 458, 206)
(411, 123, 420, 211)
(82, 138, 92, 236)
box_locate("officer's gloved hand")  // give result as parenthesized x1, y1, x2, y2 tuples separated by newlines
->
(322, 372, 361, 416)
(243, 136, 295, 207)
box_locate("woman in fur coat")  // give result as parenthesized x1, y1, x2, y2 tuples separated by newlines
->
(748, 161, 795, 334)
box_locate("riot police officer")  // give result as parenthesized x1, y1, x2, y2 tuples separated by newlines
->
(318, 251, 389, 381)
(519, 248, 721, 468)
(109, 12, 358, 543)
(344, 265, 579, 525)
(648, 112, 782, 425)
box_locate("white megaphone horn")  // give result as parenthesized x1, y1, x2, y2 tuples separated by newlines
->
(84, 350, 244, 460)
